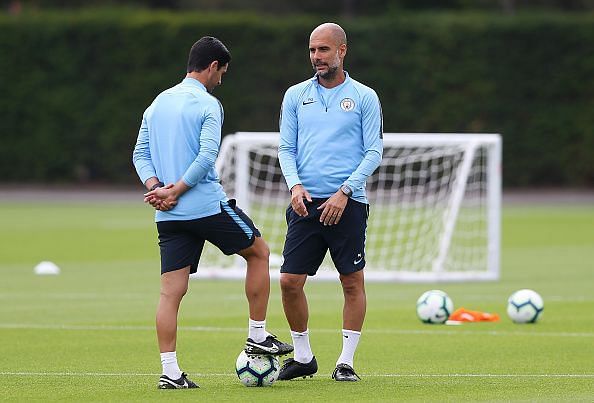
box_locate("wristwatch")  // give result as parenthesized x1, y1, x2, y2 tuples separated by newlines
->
(150, 181, 165, 191)
(340, 184, 353, 197)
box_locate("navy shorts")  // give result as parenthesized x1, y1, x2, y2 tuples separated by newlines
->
(281, 198, 369, 276)
(156, 199, 261, 274)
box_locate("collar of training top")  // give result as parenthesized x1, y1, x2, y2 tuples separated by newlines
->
(182, 77, 207, 92)
(310, 70, 350, 86)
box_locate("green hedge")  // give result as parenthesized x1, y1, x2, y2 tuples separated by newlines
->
(1, 10, 593, 186)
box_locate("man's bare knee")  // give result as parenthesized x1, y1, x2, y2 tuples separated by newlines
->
(280, 274, 305, 294)
(160, 267, 190, 300)
(240, 237, 270, 262)
(340, 272, 365, 297)
(160, 282, 188, 300)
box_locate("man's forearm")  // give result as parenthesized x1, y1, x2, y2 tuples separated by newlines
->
(170, 179, 191, 199)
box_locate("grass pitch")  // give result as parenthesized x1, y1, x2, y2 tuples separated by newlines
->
(0, 198, 593, 401)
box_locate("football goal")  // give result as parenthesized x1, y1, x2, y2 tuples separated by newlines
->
(192, 132, 501, 282)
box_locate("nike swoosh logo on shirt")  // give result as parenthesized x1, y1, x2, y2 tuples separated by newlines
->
(302, 100, 316, 105)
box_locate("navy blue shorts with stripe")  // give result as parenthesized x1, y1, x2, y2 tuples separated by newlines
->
(156, 199, 261, 274)
(281, 198, 369, 276)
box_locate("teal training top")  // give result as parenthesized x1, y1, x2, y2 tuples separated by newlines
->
(278, 72, 383, 204)
(133, 77, 227, 222)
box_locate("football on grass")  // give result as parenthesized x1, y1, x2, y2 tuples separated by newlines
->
(235, 351, 279, 387)
(416, 290, 454, 324)
(507, 289, 544, 323)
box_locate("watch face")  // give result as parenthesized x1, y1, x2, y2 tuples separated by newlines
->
(342, 185, 352, 196)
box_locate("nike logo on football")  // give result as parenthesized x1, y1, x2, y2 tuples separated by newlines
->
(353, 254, 363, 265)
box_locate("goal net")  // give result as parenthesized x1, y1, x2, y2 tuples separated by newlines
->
(193, 132, 501, 282)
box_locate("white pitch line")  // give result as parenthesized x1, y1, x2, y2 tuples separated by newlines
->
(363, 328, 594, 338)
(0, 323, 592, 338)
(1, 372, 593, 378)
(0, 372, 161, 377)
(0, 324, 244, 332)
(369, 374, 594, 378)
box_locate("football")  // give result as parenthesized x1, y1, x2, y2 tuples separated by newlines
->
(235, 351, 280, 387)
(416, 289, 454, 324)
(507, 289, 544, 323)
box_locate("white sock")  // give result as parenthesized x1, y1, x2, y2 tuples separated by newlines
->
(160, 351, 182, 379)
(248, 318, 267, 343)
(336, 329, 361, 368)
(291, 329, 314, 364)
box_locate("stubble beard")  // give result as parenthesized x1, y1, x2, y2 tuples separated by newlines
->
(316, 65, 339, 80)
(314, 52, 341, 80)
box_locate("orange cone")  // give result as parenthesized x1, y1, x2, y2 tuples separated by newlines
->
(449, 307, 500, 322)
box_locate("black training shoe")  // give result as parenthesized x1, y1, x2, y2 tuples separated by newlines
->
(277, 356, 318, 380)
(332, 363, 361, 382)
(245, 334, 294, 356)
(158, 372, 199, 389)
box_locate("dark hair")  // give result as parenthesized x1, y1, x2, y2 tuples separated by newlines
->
(186, 36, 231, 73)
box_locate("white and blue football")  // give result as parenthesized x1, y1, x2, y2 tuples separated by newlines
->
(235, 351, 279, 387)
(416, 289, 454, 324)
(507, 289, 544, 323)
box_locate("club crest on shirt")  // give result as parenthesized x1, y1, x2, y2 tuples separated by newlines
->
(340, 98, 355, 112)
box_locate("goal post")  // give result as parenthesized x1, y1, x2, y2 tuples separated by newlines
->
(192, 132, 501, 282)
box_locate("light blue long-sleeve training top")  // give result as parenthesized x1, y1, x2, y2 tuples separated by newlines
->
(132, 77, 227, 222)
(278, 72, 383, 204)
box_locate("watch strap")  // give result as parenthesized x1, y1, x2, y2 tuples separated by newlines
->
(150, 181, 165, 191)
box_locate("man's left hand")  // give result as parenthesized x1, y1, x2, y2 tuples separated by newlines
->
(144, 183, 178, 211)
(318, 190, 348, 226)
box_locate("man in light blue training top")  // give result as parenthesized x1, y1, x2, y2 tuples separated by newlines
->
(277, 22, 383, 382)
(132, 36, 292, 390)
